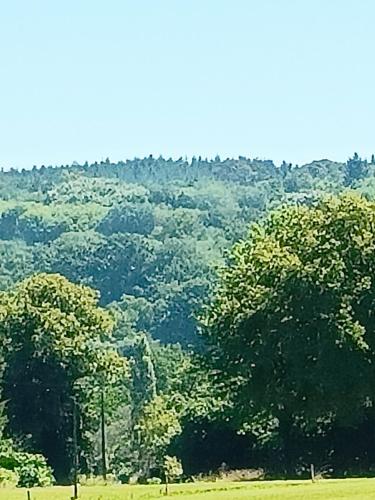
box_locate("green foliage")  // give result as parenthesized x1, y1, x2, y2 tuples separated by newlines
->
(45, 172, 148, 206)
(204, 193, 375, 436)
(130, 334, 157, 416)
(345, 153, 368, 186)
(2, 155, 375, 478)
(0, 206, 66, 244)
(0, 467, 18, 488)
(0, 450, 54, 487)
(0, 273, 128, 481)
(0, 241, 35, 291)
(0, 154, 357, 347)
(0, 155, 294, 345)
(163, 455, 183, 481)
(38, 231, 155, 304)
(98, 202, 155, 236)
(136, 395, 182, 454)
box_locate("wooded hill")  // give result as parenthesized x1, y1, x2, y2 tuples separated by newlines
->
(0, 153, 374, 483)
(0, 153, 371, 346)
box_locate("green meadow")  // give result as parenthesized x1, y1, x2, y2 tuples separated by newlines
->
(2, 479, 375, 500)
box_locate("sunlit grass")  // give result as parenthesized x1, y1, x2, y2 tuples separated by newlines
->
(1, 478, 375, 500)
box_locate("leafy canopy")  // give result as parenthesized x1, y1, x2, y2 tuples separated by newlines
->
(0, 273, 128, 481)
(204, 194, 375, 432)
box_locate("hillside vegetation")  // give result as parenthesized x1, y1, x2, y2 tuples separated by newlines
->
(0, 154, 374, 483)
(0, 154, 371, 344)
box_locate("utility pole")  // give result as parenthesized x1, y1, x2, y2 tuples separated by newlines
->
(101, 387, 107, 481)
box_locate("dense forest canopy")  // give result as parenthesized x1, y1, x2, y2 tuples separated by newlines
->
(1, 153, 375, 484)
(0, 153, 372, 345)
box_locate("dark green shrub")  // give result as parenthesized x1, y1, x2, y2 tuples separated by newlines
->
(0, 450, 54, 487)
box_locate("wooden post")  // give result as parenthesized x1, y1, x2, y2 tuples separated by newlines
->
(73, 397, 79, 499)
(165, 473, 169, 496)
(27, 490, 31, 500)
(101, 386, 107, 481)
(310, 463, 315, 483)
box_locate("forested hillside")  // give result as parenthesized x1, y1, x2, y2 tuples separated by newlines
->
(1, 153, 375, 484)
(0, 153, 372, 345)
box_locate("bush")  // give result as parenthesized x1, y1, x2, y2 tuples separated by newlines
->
(147, 477, 162, 485)
(0, 467, 19, 488)
(191, 472, 219, 482)
(192, 468, 264, 482)
(218, 468, 265, 482)
(0, 451, 54, 487)
(164, 455, 183, 482)
(78, 473, 118, 486)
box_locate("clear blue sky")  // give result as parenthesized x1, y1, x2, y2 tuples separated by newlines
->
(1, 0, 374, 169)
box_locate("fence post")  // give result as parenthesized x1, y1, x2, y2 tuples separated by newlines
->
(310, 463, 315, 482)
(73, 397, 79, 499)
(165, 473, 169, 496)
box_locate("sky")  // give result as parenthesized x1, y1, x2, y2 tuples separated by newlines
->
(1, 0, 375, 169)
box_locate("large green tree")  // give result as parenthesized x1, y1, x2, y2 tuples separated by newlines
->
(203, 194, 375, 460)
(0, 273, 128, 481)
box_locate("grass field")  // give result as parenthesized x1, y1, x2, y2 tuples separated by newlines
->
(1, 479, 375, 500)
